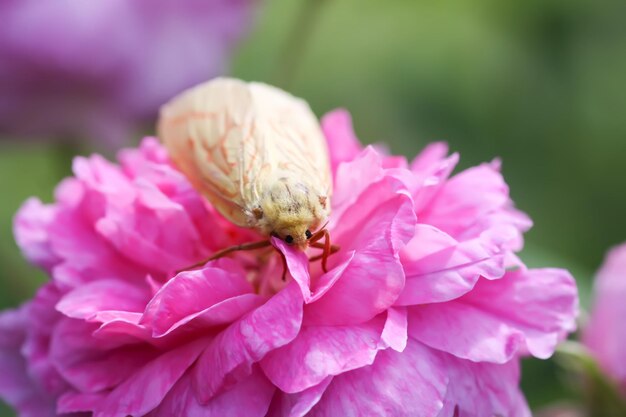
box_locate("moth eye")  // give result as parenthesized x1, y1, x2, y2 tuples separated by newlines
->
(305, 230, 312, 239)
(285, 235, 294, 244)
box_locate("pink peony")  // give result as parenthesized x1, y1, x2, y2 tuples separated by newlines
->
(583, 243, 626, 390)
(0, 109, 578, 416)
(0, 0, 256, 146)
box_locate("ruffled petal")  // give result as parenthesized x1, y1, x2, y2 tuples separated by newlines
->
(56, 279, 149, 320)
(192, 283, 303, 403)
(409, 268, 578, 363)
(92, 338, 208, 417)
(309, 340, 447, 417)
(408, 143, 459, 214)
(13, 198, 59, 271)
(0, 308, 57, 417)
(397, 224, 505, 305)
(321, 109, 363, 176)
(150, 367, 274, 417)
(418, 162, 531, 248)
(266, 377, 332, 417)
(141, 259, 253, 335)
(50, 318, 159, 393)
(584, 243, 626, 383)
(261, 315, 386, 393)
(304, 181, 415, 326)
(95, 179, 209, 274)
(436, 353, 531, 417)
(379, 307, 408, 352)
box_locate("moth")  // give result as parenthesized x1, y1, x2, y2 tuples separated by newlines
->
(157, 77, 338, 273)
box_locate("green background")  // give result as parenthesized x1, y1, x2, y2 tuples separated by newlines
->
(2, 0, 625, 414)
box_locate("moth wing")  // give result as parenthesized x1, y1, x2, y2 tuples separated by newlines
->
(247, 82, 332, 199)
(157, 78, 333, 228)
(157, 78, 260, 227)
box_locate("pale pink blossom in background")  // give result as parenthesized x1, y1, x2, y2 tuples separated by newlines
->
(583, 242, 626, 391)
(0, 0, 256, 146)
(0, 109, 578, 416)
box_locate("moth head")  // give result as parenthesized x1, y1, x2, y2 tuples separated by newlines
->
(256, 179, 328, 248)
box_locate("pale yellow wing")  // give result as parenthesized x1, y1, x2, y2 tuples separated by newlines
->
(157, 77, 331, 228)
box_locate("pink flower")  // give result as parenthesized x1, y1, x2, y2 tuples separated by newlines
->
(584, 243, 626, 390)
(0, 109, 578, 416)
(0, 0, 256, 146)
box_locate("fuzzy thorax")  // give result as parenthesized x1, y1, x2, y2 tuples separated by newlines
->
(251, 178, 329, 248)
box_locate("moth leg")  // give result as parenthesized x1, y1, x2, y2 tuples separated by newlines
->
(178, 239, 272, 272)
(321, 229, 331, 272)
(278, 249, 288, 281)
(308, 227, 327, 244)
(308, 230, 338, 272)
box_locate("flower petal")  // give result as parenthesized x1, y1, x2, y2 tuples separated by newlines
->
(418, 162, 531, 247)
(409, 143, 459, 214)
(151, 367, 274, 417)
(379, 307, 408, 352)
(397, 224, 505, 305)
(0, 308, 57, 417)
(261, 315, 386, 393)
(141, 259, 253, 335)
(309, 340, 447, 417)
(192, 283, 303, 403)
(95, 179, 209, 274)
(409, 268, 578, 363)
(13, 198, 59, 271)
(304, 187, 415, 326)
(93, 338, 208, 417)
(436, 353, 531, 417)
(584, 243, 626, 382)
(321, 109, 363, 175)
(56, 279, 149, 320)
(266, 377, 332, 417)
(50, 318, 159, 393)
(330, 147, 385, 221)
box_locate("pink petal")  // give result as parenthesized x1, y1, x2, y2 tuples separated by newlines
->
(192, 283, 303, 403)
(56, 279, 149, 320)
(0, 308, 57, 417)
(397, 224, 505, 305)
(92, 312, 153, 346)
(150, 367, 274, 417)
(47, 197, 144, 288)
(58, 391, 106, 414)
(261, 315, 386, 393)
(50, 318, 159, 393)
(409, 143, 459, 214)
(274, 237, 356, 304)
(309, 340, 448, 417)
(304, 187, 415, 326)
(436, 354, 531, 417)
(410, 142, 450, 175)
(21, 284, 67, 396)
(409, 268, 578, 363)
(93, 338, 208, 417)
(95, 179, 209, 274)
(273, 236, 312, 300)
(321, 109, 363, 175)
(266, 377, 332, 417)
(418, 162, 531, 245)
(141, 259, 253, 335)
(152, 294, 266, 339)
(584, 243, 626, 383)
(13, 198, 59, 271)
(330, 147, 385, 221)
(379, 307, 408, 352)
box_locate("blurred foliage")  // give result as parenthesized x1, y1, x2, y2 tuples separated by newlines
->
(552, 341, 626, 416)
(1, 0, 625, 414)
